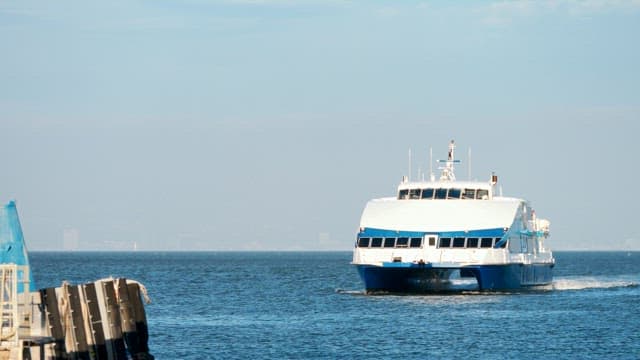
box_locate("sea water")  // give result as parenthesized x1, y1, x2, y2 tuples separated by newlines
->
(30, 251, 640, 359)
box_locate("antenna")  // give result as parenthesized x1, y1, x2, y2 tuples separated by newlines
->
(408, 148, 412, 181)
(468, 147, 471, 180)
(416, 150, 421, 180)
(429, 147, 433, 181)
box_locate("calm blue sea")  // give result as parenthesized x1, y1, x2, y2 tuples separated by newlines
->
(30, 251, 639, 359)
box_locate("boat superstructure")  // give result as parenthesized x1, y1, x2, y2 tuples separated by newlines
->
(352, 140, 554, 293)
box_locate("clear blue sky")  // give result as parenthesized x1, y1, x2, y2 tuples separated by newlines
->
(1, 1, 639, 250)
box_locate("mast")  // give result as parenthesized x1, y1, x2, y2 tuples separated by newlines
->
(438, 140, 460, 181)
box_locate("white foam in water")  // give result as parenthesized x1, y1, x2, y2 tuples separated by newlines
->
(336, 276, 638, 296)
(335, 289, 367, 295)
(552, 276, 638, 291)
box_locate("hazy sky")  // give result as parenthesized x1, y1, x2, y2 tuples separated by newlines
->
(1, 1, 639, 251)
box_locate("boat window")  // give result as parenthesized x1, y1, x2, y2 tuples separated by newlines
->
(439, 237, 451, 248)
(434, 188, 447, 199)
(448, 189, 461, 199)
(428, 237, 436, 246)
(421, 188, 434, 199)
(462, 189, 476, 199)
(398, 189, 409, 200)
(357, 237, 370, 248)
(508, 238, 519, 252)
(480, 238, 493, 248)
(384, 238, 396, 248)
(453, 237, 465, 248)
(467, 237, 479, 248)
(409, 189, 421, 199)
(371, 237, 383, 247)
(410, 237, 422, 248)
(396, 237, 409, 248)
(499, 239, 507, 248)
(476, 189, 489, 200)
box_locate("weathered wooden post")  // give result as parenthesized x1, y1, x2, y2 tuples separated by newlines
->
(99, 280, 127, 359)
(127, 282, 151, 359)
(39, 287, 66, 359)
(65, 284, 90, 359)
(82, 283, 108, 359)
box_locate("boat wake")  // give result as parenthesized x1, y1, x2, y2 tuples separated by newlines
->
(335, 289, 367, 296)
(337, 276, 638, 297)
(337, 274, 638, 296)
(551, 276, 638, 291)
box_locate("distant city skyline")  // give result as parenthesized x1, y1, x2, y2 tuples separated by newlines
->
(1, 1, 639, 251)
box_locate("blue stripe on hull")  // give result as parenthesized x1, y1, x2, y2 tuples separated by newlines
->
(356, 263, 553, 293)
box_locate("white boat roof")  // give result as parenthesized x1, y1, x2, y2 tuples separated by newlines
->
(360, 196, 521, 232)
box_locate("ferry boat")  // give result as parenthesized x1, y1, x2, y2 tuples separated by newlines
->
(352, 140, 554, 293)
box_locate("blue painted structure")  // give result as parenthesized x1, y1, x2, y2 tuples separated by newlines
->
(0, 200, 36, 292)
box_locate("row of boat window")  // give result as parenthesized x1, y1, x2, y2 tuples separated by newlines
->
(357, 237, 505, 249)
(439, 237, 506, 249)
(398, 188, 490, 200)
(357, 237, 424, 248)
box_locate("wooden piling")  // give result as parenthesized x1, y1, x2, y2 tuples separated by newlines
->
(83, 283, 108, 359)
(100, 280, 127, 359)
(66, 285, 90, 359)
(39, 287, 66, 358)
(116, 278, 137, 359)
(29, 279, 152, 360)
(127, 283, 151, 358)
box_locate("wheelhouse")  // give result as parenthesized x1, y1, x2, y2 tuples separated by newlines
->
(397, 182, 492, 200)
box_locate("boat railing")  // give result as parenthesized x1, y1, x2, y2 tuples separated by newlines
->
(0, 264, 31, 349)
